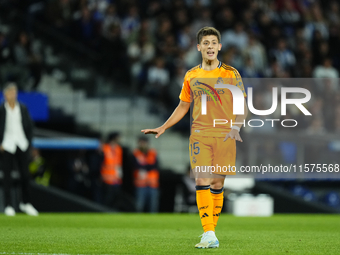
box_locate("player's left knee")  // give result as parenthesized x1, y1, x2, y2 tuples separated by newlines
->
(210, 180, 224, 190)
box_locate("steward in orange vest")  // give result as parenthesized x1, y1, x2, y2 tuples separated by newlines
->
(133, 136, 159, 212)
(101, 132, 123, 208)
(101, 133, 123, 185)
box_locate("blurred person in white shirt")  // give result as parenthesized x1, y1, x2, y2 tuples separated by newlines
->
(0, 83, 38, 216)
(313, 58, 339, 92)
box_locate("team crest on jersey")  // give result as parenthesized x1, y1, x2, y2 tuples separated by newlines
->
(193, 80, 200, 86)
(192, 156, 197, 164)
(216, 77, 224, 84)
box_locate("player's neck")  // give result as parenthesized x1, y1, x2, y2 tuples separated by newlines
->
(201, 58, 220, 71)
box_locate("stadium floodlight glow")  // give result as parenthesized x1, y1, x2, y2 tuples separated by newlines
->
(201, 85, 312, 116)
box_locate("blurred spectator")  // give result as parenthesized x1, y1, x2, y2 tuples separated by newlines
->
(178, 25, 192, 50)
(45, 0, 75, 34)
(294, 39, 310, 64)
(160, 34, 178, 61)
(279, 0, 301, 35)
(0, 83, 38, 216)
(270, 38, 296, 71)
(291, 27, 307, 49)
(266, 0, 281, 24)
(88, 145, 104, 203)
(102, 4, 120, 38)
(146, 0, 164, 19)
(101, 132, 122, 208)
(169, 64, 186, 102)
(328, 1, 340, 25)
(243, 35, 267, 73)
(221, 22, 248, 51)
(0, 32, 15, 85)
(298, 63, 313, 77)
(222, 46, 243, 70)
(313, 58, 339, 99)
(313, 41, 330, 66)
(307, 117, 326, 135)
(128, 31, 155, 90)
(73, 6, 100, 48)
(13, 32, 42, 90)
(304, 4, 329, 43)
(257, 12, 274, 49)
(128, 19, 154, 44)
(311, 30, 325, 61)
(29, 148, 51, 187)
(121, 5, 140, 40)
(88, 0, 111, 22)
(191, 9, 213, 38)
(268, 25, 283, 51)
(214, 7, 234, 32)
(67, 149, 91, 197)
(101, 23, 128, 82)
(147, 57, 169, 86)
(241, 56, 260, 78)
(242, 7, 258, 34)
(0, 32, 11, 66)
(146, 57, 171, 109)
(309, 97, 324, 119)
(184, 40, 201, 68)
(172, 8, 189, 32)
(133, 136, 159, 213)
(313, 58, 339, 80)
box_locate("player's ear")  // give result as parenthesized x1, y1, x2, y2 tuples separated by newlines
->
(197, 44, 201, 52)
(218, 43, 222, 51)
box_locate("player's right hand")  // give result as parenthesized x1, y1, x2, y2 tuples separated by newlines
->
(224, 129, 243, 142)
(141, 127, 165, 138)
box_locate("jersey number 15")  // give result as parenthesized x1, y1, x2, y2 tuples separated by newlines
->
(190, 142, 200, 156)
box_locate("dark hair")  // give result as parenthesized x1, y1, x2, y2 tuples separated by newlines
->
(107, 132, 120, 142)
(196, 27, 221, 44)
(138, 135, 149, 142)
(3, 82, 17, 93)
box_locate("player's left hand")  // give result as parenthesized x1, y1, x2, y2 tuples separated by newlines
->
(141, 126, 165, 138)
(224, 129, 243, 142)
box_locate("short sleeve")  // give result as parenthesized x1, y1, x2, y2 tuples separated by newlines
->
(232, 69, 247, 98)
(179, 72, 191, 102)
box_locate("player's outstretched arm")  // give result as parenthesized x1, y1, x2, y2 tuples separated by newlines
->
(141, 100, 191, 138)
(224, 98, 248, 142)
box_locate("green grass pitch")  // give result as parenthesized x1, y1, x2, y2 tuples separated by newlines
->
(0, 213, 339, 255)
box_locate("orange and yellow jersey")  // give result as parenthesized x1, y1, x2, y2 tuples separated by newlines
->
(179, 62, 247, 137)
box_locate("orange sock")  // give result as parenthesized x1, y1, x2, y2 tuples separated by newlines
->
(196, 185, 214, 232)
(211, 188, 224, 228)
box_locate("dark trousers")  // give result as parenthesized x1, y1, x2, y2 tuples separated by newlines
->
(103, 183, 121, 208)
(2, 147, 31, 207)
